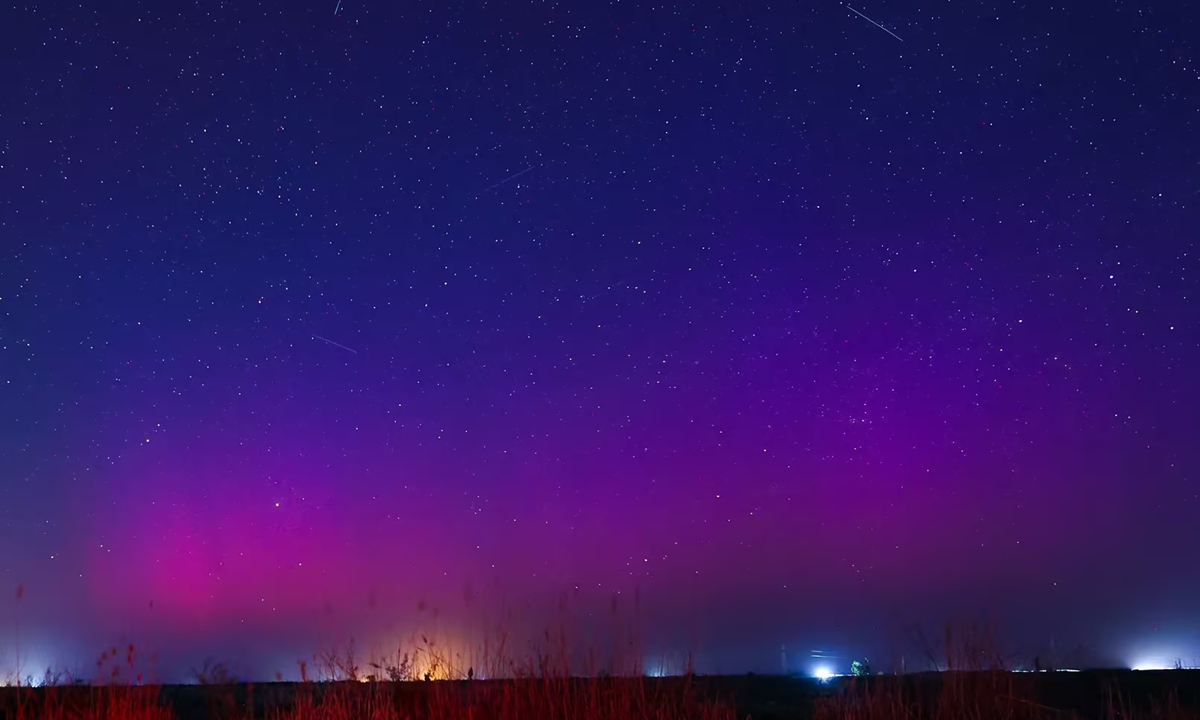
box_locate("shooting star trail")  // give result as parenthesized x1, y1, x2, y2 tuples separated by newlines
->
(846, 5, 904, 42)
(479, 165, 537, 194)
(313, 334, 357, 354)
(333, 0, 341, 15)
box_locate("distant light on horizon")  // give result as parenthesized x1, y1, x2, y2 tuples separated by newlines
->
(813, 665, 834, 681)
(1131, 662, 1176, 671)
(1128, 644, 1197, 672)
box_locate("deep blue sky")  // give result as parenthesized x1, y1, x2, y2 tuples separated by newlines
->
(1, 0, 1198, 681)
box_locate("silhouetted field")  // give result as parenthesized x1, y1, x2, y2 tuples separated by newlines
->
(2, 669, 1200, 719)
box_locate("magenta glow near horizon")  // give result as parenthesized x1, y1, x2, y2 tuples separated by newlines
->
(1, 0, 1197, 682)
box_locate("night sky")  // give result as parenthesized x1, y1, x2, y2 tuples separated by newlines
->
(2, 0, 1198, 682)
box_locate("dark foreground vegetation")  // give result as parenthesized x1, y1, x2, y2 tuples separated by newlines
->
(2, 669, 1200, 720)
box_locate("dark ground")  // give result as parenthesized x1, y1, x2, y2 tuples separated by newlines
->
(724, 670, 1200, 719)
(1, 670, 1198, 719)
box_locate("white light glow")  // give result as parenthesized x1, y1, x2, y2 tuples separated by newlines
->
(1126, 636, 1198, 672)
(813, 665, 834, 681)
(1129, 649, 1191, 672)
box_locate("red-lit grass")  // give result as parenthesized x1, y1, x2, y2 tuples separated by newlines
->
(3, 610, 1200, 719)
(1, 607, 737, 720)
(1, 643, 171, 720)
(251, 618, 736, 720)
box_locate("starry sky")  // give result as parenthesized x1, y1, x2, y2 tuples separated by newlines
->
(2, 0, 1199, 681)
